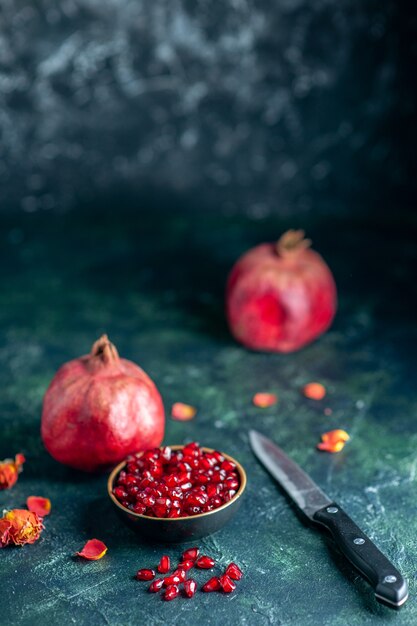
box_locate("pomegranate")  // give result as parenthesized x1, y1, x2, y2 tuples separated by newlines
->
(226, 230, 337, 353)
(41, 335, 165, 472)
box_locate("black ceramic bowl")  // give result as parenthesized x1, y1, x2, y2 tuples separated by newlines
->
(107, 445, 247, 542)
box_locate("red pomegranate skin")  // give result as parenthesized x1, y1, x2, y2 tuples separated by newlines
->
(41, 335, 165, 472)
(226, 230, 337, 353)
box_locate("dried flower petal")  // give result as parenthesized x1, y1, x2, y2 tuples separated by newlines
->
(302, 382, 326, 401)
(0, 453, 25, 490)
(27, 496, 52, 517)
(76, 539, 108, 560)
(171, 403, 197, 421)
(0, 519, 12, 547)
(3, 509, 44, 545)
(252, 393, 278, 408)
(317, 429, 350, 453)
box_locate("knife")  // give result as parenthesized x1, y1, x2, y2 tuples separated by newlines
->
(249, 430, 408, 608)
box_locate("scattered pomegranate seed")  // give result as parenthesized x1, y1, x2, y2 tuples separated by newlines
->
(163, 569, 185, 586)
(134, 549, 244, 600)
(178, 559, 194, 571)
(164, 584, 180, 601)
(219, 574, 236, 593)
(148, 578, 164, 592)
(182, 547, 199, 561)
(113, 444, 240, 518)
(136, 569, 155, 581)
(157, 555, 170, 574)
(202, 576, 221, 592)
(225, 562, 243, 580)
(196, 555, 215, 569)
(183, 578, 197, 598)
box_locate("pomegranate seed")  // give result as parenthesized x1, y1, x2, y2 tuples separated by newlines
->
(225, 477, 239, 490)
(138, 477, 153, 489)
(225, 562, 243, 580)
(206, 484, 218, 498)
(142, 495, 155, 507)
(164, 474, 178, 487)
(153, 505, 167, 518)
(114, 444, 240, 518)
(187, 506, 202, 515)
(178, 559, 194, 571)
(195, 473, 210, 485)
(219, 574, 236, 593)
(113, 487, 128, 500)
(148, 578, 164, 592)
(223, 490, 236, 502)
(157, 555, 170, 574)
(160, 446, 172, 462)
(136, 568, 155, 581)
(117, 470, 127, 483)
(186, 492, 208, 507)
(163, 569, 184, 586)
(183, 578, 197, 598)
(182, 547, 199, 561)
(164, 584, 179, 601)
(196, 555, 215, 569)
(132, 502, 146, 514)
(210, 496, 223, 508)
(170, 487, 183, 500)
(202, 576, 220, 592)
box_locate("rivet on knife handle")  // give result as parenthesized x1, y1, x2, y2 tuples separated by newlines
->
(313, 504, 409, 608)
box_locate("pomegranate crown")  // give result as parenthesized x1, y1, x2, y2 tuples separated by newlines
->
(90, 334, 119, 363)
(276, 229, 311, 256)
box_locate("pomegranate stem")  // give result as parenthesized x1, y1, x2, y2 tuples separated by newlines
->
(276, 229, 311, 256)
(90, 334, 119, 363)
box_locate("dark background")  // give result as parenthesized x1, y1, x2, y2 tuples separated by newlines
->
(0, 0, 416, 218)
(1, 3, 417, 626)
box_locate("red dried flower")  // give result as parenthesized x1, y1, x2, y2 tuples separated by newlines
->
(1, 509, 44, 546)
(0, 453, 25, 490)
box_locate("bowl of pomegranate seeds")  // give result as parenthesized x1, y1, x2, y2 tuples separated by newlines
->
(107, 442, 247, 541)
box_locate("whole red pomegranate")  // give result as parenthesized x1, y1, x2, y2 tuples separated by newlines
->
(226, 230, 337, 353)
(41, 335, 165, 472)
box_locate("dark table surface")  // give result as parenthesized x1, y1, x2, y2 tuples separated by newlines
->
(1, 206, 416, 625)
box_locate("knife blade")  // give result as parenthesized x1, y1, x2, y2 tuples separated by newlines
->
(249, 430, 408, 609)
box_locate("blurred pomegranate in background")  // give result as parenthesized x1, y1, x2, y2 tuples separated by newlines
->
(41, 335, 165, 472)
(226, 230, 337, 353)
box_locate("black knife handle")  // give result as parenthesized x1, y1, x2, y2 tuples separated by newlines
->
(313, 503, 408, 608)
